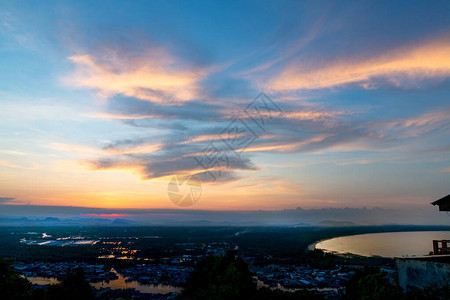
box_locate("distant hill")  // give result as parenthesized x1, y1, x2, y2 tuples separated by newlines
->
(0, 204, 449, 226)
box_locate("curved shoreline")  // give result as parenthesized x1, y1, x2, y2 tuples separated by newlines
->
(307, 231, 450, 258)
(307, 239, 326, 252)
(308, 239, 352, 258)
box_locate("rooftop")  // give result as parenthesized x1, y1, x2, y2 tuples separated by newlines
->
(431, 194, 450, 211)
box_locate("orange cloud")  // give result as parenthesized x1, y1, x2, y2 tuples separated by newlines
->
(384, 110, 449, 138)
(0, 159, 41, 170)
(65, 49, 207, 103)
(270, 37, 450, 90)
(0, 159, 21, 169)
(399, 111, 448, 128)
(245, 134, 331, 153)
(179, 134, 226, 145)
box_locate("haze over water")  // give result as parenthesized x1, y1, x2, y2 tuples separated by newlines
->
(314, 231, 450, 258)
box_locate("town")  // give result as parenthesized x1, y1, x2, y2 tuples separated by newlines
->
(2, 225, 446, 299)
(13, 257, 359, 299)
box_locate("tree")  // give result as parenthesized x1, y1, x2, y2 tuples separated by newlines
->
(46, 268, 96, 300)
(0, 258, 95, 300)
(0, 258, 35, 300)
(178, 251, 255, 300)
(344, 266, 402, 300)
(256, 287, 324, 300)
(178, 251, 323, 300)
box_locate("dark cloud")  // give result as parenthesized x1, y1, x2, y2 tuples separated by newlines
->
(89, 134, 259, 183)
(143, 154, 257, 181)
(89, 103, 375, 182)
(107, 96, 227, 122)
(88, 157, 130, 170)
(0, 197, 15, 203)
(90, 87, 450, 186)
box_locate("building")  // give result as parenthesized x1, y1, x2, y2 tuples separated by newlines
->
(431, 194, 450, 211)
(396, 194, 450, 291)
(397, 255, 450, 290)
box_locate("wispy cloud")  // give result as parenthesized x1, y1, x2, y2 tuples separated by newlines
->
(0, 197, 15, 204)
(0, 150, 27, 156)
(269, 37, 450, 90)
(377, 110, 450, 139)
(64, 48, 209, 104)
(0, 159, 41, 170)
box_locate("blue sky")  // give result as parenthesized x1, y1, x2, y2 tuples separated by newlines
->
(0, 0, 449, 211)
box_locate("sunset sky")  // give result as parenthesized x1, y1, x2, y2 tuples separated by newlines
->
(0, 0, 449, 211)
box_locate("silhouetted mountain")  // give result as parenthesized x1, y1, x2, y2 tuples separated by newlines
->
(318, 220, 356, 227)
(43, 217, 61, 222)
(0, 203, 449, 226)
(112, 219, 135, 225)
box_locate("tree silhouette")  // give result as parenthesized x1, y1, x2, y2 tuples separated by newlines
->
(0, 258, 35, 300)
(46, 268, 95, 300)
(178, 251, 323, 300)
(178, 251, 255, 300)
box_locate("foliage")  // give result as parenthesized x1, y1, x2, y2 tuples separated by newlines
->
(0, 258, 96, 300)
(178, 251, 323, 300)
(178, 250, 255, 300)
(46, 268, 96, 300)
(0, 257, 35, 300)
(255, 287, 324, 299)
(344, 266, 403, 300)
